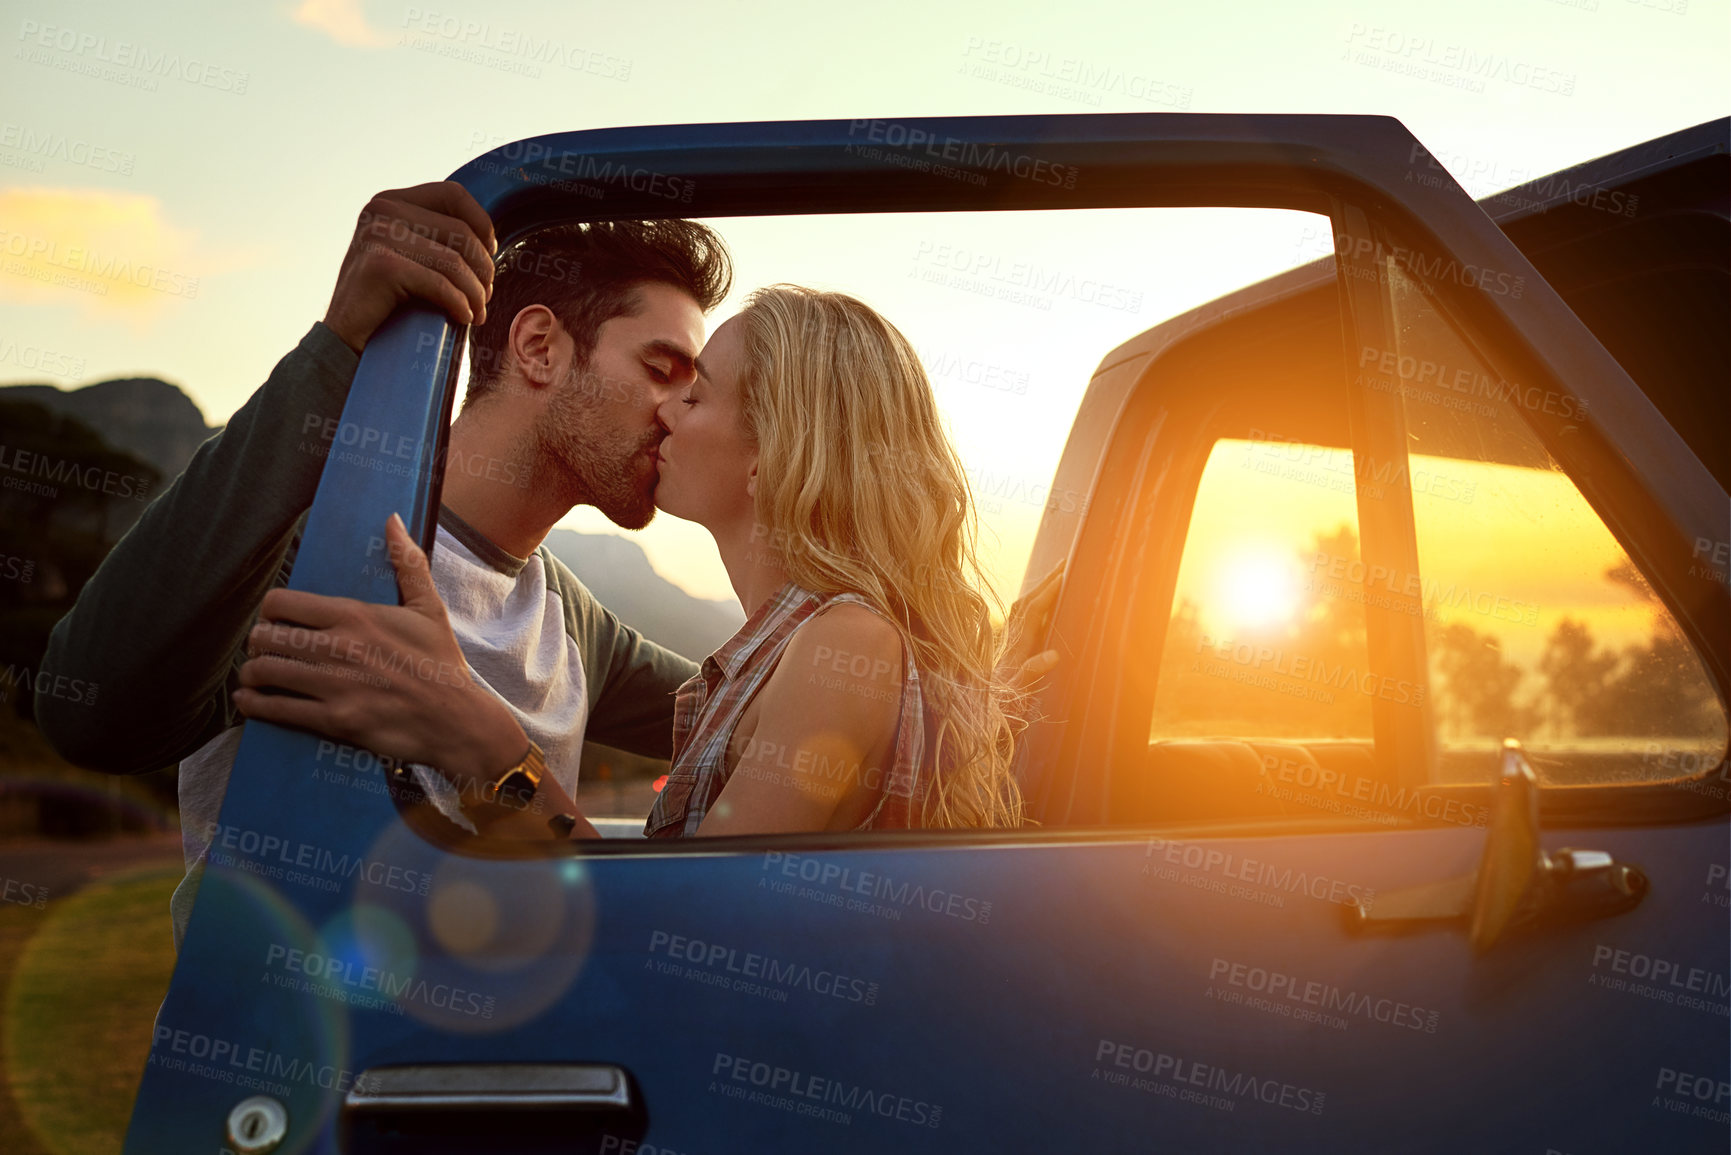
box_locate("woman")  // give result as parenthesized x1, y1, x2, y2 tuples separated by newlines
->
(241, 286, 1041, 837)
(640, 285, 1025, 835)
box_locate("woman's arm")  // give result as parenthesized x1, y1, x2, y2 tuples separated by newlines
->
(696, 604, 905, 837)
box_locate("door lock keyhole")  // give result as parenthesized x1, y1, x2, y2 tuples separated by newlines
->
(225, 1095, 288, 1153)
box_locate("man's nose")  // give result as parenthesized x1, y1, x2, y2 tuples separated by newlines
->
(653, 394, 680, 432)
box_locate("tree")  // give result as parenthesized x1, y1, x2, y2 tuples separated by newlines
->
(1432, 622, 1535, 740)
(1536, 617, 1617, 739)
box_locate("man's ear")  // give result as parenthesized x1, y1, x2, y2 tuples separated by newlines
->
(507, 305, 568, 388)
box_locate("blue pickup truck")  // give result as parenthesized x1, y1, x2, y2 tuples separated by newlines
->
(126, 114, 1728, 1154)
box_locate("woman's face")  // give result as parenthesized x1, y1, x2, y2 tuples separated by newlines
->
(653, 314, 759, 531)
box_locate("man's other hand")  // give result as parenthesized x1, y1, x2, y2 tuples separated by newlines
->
(323, 182, 498, 354)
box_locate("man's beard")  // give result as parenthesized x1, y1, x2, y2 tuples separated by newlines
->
(536, 379, 660, 530)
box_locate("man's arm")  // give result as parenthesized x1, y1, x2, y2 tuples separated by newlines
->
(543, 552, 700, 759)
(36, 328, 356, 771)
(36, 183, 496, 772)
(588, 618, 702, 759)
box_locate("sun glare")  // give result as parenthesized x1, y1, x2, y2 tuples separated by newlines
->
(1216, 546, 1301, 631)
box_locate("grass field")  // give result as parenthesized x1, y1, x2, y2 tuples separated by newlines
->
(1, 865, 178, 1155)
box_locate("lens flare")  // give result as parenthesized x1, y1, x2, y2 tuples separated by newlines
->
(354, 820, 597, 1034)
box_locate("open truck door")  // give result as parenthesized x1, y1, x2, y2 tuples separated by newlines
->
(128, 114, 1728, 1154)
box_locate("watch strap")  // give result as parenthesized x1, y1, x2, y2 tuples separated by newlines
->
(479, 741, 546, 810)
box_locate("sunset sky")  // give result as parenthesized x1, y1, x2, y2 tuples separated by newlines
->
(1, 0, 1724, 607)
(1179, 443, 1656, 668)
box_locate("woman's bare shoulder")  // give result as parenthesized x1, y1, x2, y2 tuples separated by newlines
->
(760, 602, 904, 724)
(700, 601, 905, 836)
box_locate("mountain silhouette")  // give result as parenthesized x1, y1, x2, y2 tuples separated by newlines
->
(0, 396, 163, 734)
(0, 377, 217, 479)
(542, 528, 742, 663)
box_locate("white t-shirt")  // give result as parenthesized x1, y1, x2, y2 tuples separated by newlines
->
(168, 513, 588, 948)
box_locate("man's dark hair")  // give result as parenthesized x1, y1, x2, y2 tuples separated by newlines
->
(465, 218, 732, 402)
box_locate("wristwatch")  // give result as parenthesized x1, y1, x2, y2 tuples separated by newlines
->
(477, 741, 547, 811)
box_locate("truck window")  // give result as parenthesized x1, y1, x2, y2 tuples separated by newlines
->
(1378, 263, 1727, 787)
(1137, 426, 1435, 827)
(1150, 437, 1373, 744)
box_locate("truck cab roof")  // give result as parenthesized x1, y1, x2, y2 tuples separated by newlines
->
(1035, 118, 1729, 594)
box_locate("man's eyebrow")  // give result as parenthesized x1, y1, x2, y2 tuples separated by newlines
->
(642, 339, 696, 371)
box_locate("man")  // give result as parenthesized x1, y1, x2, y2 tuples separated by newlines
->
(35, 182, 729, 947)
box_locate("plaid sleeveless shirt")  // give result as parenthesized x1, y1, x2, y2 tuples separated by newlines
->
(643, 582, 929, 838)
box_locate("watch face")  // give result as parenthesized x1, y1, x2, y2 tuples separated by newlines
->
(483, 745, 545, 811)
(493, 768, 538, 810)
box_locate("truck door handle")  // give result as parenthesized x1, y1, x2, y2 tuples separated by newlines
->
(346, 1063, 634, 1112)
(342, 1063, 642, 1154)
(1351, 740, 1648, 951)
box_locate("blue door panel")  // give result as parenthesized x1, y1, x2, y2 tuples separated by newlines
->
(128, 820, 1727, 1152)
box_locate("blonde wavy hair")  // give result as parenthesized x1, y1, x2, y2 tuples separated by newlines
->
(734, 284, 1024, 828)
